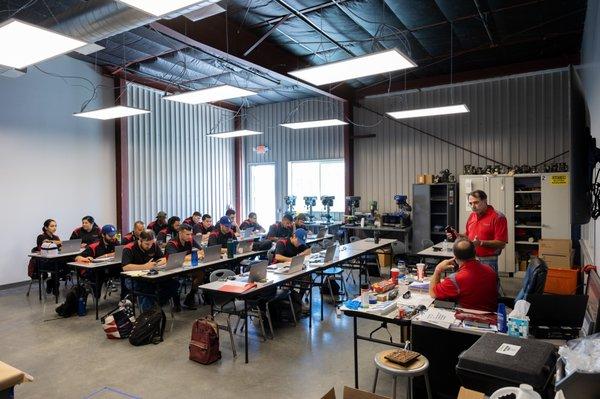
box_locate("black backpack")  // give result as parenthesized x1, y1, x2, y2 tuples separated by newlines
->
(55, 285, 87, 318)
(129, 308, 166, 346)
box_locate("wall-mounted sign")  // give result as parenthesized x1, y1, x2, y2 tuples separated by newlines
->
(253, 144, 270, 155)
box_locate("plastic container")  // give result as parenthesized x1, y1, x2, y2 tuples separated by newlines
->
(544, 268, 578, 295)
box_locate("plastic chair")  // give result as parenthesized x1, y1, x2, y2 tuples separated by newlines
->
(206, 269, 238, 356)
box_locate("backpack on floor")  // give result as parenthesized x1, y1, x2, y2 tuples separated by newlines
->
(55, 285, 87, 318)
(129, 307, 166, 346)
(189, 316, 221, 364)
(101, 299, 136, 339)
(268, 289, 303, 324)
(320, 276, 340, 296)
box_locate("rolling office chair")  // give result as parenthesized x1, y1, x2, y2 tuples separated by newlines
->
(499, 257, 548, 309)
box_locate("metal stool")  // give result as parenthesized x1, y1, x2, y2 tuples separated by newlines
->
(372, 349, 432, 399)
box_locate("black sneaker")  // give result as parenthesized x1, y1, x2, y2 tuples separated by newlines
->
(183, 293, 197, 310)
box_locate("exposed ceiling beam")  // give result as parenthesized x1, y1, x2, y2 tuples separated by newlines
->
(250, 0, 354, 29)
(244, 15, 290, 56)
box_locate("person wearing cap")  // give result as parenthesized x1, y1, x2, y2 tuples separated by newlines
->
(239, 212, 266, 233)
(294, 213, 308, 230)
(193, 214, 214, 237)
(215, 209, 239, 235)
(122, 220, 145, 245)
(70, 215, 101, 246)
(122, 230, 181, 312)
(165, 223, 203, 309)
(157, 216, 181, 243)
(208, 216, 237, 252)
(273, 228, 311, 263)
(183, 211, 202, 226)
(147, 211, 168, 235)
(74, 224, 120, 297)
(267, 213, 294, 241)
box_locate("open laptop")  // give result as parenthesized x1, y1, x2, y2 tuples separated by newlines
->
(528, 294, 588, 338)
(164, 251, 187, 271)
(248, 260, 268, 283)
(60, 239, 82, 253)
(237, 240, 253, 254)
(193, 235, 206, 249)
(242, 227, 254, 238)
(92, 245, 124, 263)
(273, 255, 306, 274)
(310, 244, 337, 266)
(201, 245, 222, 263)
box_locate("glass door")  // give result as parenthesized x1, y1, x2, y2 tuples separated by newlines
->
(249, 164, 276, 227)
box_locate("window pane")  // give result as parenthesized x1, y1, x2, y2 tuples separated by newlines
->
(250, 164, 276, 226)
(288, 161, 320, 212)
(320, 162, 345, 212)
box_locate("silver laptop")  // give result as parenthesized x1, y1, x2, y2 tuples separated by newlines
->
(60, 239, 82, 253)
(274, 255, 306, 274)
(163, 251, 186, 271)
(248, 261, 268, 283)
(317, 228, 327, 239)
(193, 235, 206, 249)
(242, 227, 254, 238)
(201, 245, 222, 263)
(92, 245, 124, 263)
(237, 240, 253, 253)
(310, 244, 337, 266)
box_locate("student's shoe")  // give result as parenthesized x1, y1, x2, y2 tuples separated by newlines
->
(183, 293, 197, 310)
(45, 279, 53, 294)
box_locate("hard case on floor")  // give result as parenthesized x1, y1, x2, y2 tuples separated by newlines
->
(455, 333, 558, 397)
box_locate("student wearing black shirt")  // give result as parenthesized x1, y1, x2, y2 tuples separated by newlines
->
(294, 213, 308, 230)
(165, 224, 203, 309)
(208, 216, 237, 251)
(70, 215, 101, 245)
(215, 209, 239, 234)
(267, 213, 294, 241)
(74, 225, 119, 297)
(193, 214, 214, 237)
(37, 219, 62, 249)
(122, 230, 180, 312)
(147, 211, 167, 234)
(183, 211, 202, 226)
(122, 220, 145, 245)
(239, 212, 266, 233)
(273, 228, 311, 263)
(157, 216, 181, 243)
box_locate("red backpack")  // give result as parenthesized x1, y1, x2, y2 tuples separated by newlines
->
(189, 317, 221, 364)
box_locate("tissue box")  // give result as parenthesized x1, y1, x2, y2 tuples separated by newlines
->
(507, 315, 529, 338)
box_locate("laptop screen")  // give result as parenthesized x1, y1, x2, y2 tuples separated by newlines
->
(528, 294, 588, 328)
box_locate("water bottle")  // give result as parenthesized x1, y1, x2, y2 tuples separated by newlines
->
(77, 296, 86, 316)
(397, 260, 407, 278)
(497, 303, 507, 333)
(191, 249, 198, 266)
(442, 239, 449, 252)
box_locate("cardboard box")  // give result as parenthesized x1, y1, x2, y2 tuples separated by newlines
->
(321, 387, 389, 399)
(539, 239, 573, 269)
(425, 174, 434, 184)
(417, 174, 426, 184)
(0, 361, 33, 391)
(544, 267, 579, 295)
(457, 387, 485, 399)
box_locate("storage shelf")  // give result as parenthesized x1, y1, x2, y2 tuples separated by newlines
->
(515, 191, 541, 194)
(431, 231, 446, 235)
(515, 241, 539, 245)
(515, 209, 541, 212)
(515, 225, 542, 229)
(430, 198, 447, 201)
(431, 212, 447, 215)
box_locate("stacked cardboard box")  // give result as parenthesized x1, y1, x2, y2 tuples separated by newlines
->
(538, 239, 573, 269)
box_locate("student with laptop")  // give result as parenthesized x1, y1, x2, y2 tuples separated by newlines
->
(214, 209, 239, 235)
(73, 225, 120, 297)
(183, 211, 202, 226)
(165, 224, 203, 310)
(273, 228, 311, 264)
(267, 213, 294, 242)
(239, 212, 266, 233)
(122, 230, 181, 312)
(70, 215, 101, 246)
(208, 216, 237, 252)
(121, 220, 145, 245)
(157, 216, 181, 243)
(193, 214, 214, 238)
(147, 211, 168, 235)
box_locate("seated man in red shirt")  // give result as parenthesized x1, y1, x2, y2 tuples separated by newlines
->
(429, 239, 498, 312)
(122, 220, 145, 245)
(447, 190, 508, 273)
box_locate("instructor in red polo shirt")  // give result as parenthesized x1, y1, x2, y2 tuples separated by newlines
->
(447, 190, 508, 273)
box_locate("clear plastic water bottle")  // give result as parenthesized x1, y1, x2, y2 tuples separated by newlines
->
(442, 239, 449, 252)
(397, 260, 407, 278)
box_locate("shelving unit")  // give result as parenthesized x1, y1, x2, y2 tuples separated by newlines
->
(412, 183, 458, 252)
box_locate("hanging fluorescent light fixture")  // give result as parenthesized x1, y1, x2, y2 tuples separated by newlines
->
(74, 106, 150, 120)
(289, 48, 416, 86)
(116, 0, 207, 17)
(0, 19, 87, 69)
(208, 130, 262, 139)
(387, 104, 470, 119)
(280, 119, 348, 129)
(164, 85, 256, 105)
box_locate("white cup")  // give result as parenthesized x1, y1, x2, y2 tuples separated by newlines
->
(416, 263, 425, 281)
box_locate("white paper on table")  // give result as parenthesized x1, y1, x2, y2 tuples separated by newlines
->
(408, 281, 430, 290)
(418, 308, 456, 329)
(396, 293, 434, 308)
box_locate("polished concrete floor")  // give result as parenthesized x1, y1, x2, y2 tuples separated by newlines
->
(0, 275, 521, 399)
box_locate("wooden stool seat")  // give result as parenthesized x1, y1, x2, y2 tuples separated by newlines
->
(372, 349, 432, 399)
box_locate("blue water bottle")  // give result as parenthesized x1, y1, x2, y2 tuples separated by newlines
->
(77, 296, 86, 316)
(497, 303, 507, 333)
(191, 249, 198, 266)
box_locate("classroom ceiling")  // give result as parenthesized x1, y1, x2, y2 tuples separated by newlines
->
(0, 0, 587, 105)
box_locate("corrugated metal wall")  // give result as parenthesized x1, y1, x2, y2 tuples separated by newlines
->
(127, 84, 235, 228)
(354, 68, 570, 213)
(243, 97, 345, 217)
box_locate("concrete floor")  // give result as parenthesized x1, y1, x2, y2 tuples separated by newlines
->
(0, 274, 521, 399)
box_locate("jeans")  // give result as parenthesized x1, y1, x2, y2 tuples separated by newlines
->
(478, 257, 498, 274)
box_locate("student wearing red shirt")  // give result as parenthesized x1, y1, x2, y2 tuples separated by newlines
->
(70, 216, 101, 246)
(447, 190, 508, 273)
(429, 239, 498, 312)
(122, 221, 145, 245)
